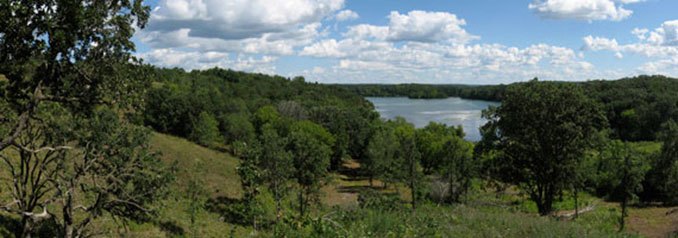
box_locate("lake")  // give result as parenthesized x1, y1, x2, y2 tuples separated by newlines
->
(366, 97, 500, 141)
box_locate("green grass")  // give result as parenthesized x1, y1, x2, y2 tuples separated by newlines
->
(122, 132, 248, 237)
(0, 134, 667, 237)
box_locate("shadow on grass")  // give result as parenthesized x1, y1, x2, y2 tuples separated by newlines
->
(337, 185, 390, 194)
(205, 196, 252, 226)
(155, 220, 184, 237)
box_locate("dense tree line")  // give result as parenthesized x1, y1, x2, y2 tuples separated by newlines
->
(338, 83, 507, 101)
(342, 75, 678, 142)
(142, 68, 377, 169)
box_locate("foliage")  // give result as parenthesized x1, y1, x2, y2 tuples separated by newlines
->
(141, 68, 375, 158)
(219, 113, 255, 145)
(250, 124, 293, 229)
(339, 83, 508, 101)
(190, 111, 221, 147)
(641, 119, 678, 204)
(0, 0, 179, 237)
(288, 121, 335, 217)
(391, 118, 425, 210)
(599, 141, 649, 231)
(483, 80, 606, 215)
(364, 121, 399, 186)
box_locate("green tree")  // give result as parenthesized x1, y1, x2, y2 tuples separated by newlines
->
(599, 141, 648, 231)
(643, 119, 678, 204)
(220, 112, 255, 145)
(0, 1, 177, 237)
(484, 80, 606, 216)
(253, 124, 293, 233)
(439, 136, 475, 203)
(288, 121, 335, 217)
(365, 121, 399, 187)
(237, 147, 264, 231)
(191, 111, 220, 147)
(391, 118, 424, 211)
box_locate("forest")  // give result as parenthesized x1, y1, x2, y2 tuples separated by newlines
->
(1, 1, 678, 237)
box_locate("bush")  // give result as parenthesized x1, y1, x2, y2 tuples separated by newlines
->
(190, 111, 221, 147)
(357, 189, 403, 212)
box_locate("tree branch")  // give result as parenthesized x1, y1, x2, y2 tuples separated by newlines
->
(12, 142, 73, 153)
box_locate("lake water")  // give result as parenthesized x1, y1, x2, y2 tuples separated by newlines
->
(366, 97, 500, 142)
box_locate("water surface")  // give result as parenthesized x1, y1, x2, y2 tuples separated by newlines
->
(366, 97, 500, 141)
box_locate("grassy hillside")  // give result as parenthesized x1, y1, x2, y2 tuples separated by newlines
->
(124, 132, 247, 237)
(2, 133, 674, 237)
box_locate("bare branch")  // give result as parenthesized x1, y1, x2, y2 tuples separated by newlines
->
(12, 142, 73, 153)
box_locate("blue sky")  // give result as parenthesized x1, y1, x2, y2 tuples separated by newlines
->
(133, 0, 678, 84)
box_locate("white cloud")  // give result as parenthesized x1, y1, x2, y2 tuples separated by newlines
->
(385, 11, 477, 43)
(137, 0, 344, 57)
(582, 20, 678, 59)
(528, 0, 644, 22)
(615, 52, 624, 59)
(312, 66, 326, 73)
(583, 20, 678, 76)
(637, 58, 678, 73)
(335, 10, 359, 21)
(342, 11, 478, 43)
(137, 49, 277, 74)
(147, 0, 343, 40)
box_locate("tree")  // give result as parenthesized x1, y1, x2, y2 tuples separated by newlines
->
(2, 107, 173, 238)
(365, 122, 399, 187)
(0, 1, 176, 237)
(236, 148, 263, 231)
(190, 111, 220, 147)
(643, 119, 678, 204)
(439, 136, 475, 203)
(287, 121, 334, 217)
(0, 0, 150, 153)
(599, 141, 648, 231)
(220, 113, 255, 145)
(252, 124, 293, 233)
(391, 118, 424, 211)
(416, 122, 465, 174)
(484, 80, 606, 216)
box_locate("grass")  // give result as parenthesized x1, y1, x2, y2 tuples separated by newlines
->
(1, 134, 675, 237)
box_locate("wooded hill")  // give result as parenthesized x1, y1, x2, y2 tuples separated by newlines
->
(2, 1, 678, 236)
(340, 75, 678, 141)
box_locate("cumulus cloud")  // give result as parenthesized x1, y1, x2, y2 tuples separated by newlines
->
(335, 10, 359, 21)
(137, 0, 343, 58)
(637, 58, 678, 73)
(138, 49, 277, 74)
(147, 0, 343, 40)
(582, 20, 678, 58)
(528, 0, 645, 22)
(583, 20, 678, 74)
(342, 11, 478, 43)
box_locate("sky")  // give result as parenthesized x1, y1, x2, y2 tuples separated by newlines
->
(133, 0, 678, 84)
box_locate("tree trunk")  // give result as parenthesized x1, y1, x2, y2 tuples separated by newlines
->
(536, 185, 554, 216)
(410, 178, 416, 211)
(298, 190, 304, 218)
(274, 198, 281, 237)
(574, 188, 579, 220)
(619, 198, 627, 232)
(20, 216, 32, 238)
